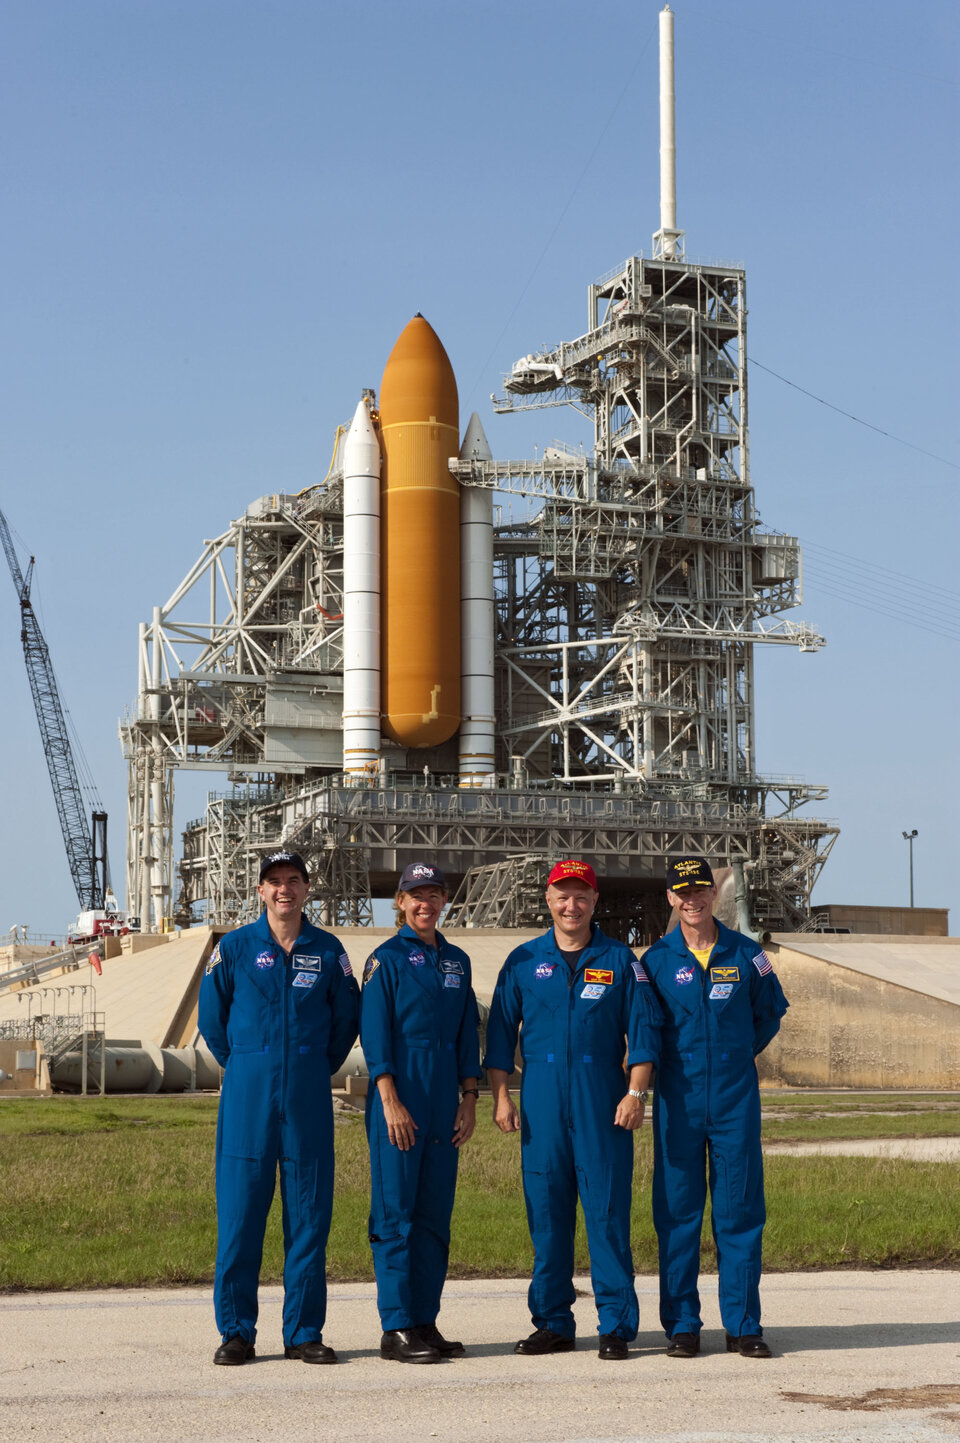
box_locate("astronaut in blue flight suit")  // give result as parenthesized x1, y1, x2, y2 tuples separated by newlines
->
(198, 850, 360, 1367)
(484, 860, 664, 1361)
(642, 856, 788, 1360)
(361, 862, 481, 1364)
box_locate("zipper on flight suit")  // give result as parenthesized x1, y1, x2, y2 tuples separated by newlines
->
(696, 948, 712, 1130)
(565, 946, 594, 1132)
(279, 945, 289, 1124)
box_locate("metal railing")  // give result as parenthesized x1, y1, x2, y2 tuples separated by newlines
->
(1, 941, 104, 990)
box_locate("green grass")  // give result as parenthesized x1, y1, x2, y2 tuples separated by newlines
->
(1, 1093, 958, 1291)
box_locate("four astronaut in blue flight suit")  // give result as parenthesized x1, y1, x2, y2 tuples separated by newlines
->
(198, 850, 360, 1366)
(199, 850, 788, 1364)
(484, 860, 664, 1361)
(360, 863, 481, 1364)
(642, 856, 789, 1360)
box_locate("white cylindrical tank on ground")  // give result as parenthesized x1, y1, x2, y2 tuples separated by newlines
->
(51, 1041, 222, 1093)
(458, 413, 496, 786)
(342, 397, 382, 776)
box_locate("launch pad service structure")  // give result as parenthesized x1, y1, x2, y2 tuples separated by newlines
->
(122, 7, 837, 943)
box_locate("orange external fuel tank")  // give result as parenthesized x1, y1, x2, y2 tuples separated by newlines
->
(378, 314, 461, 747)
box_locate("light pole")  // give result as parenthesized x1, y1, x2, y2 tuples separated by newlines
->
(902, 829, 918, 909)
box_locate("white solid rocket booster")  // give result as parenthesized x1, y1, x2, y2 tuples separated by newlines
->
(458, 412, 496, 786)
(342, 397, 381, 776)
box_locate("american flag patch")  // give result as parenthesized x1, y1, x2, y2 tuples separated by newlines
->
(752, 951, 773, 976)
(338, 953, 353, 977)
(631, 959, 649, 982)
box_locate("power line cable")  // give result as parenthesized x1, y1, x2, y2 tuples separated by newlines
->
(800, 556, 960, 628)
(464, 20, 659, 408)
(801, 564, 960, 643)
(748, 357, 959, 472)
(800, 538, 960, 604)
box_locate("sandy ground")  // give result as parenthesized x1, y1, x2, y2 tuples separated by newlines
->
(763, 1137, 960, 1161)
(1, 1272, 958, 1443)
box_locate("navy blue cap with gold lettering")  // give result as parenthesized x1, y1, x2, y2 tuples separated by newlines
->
(666, 857, 715, 891)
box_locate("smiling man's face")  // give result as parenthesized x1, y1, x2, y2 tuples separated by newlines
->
(667, 883, 717, 929)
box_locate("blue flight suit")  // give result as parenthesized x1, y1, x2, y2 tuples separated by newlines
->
(360, 925, 480, 1332)
(198, 912, 360, 1347)
(483, 925, 663, 1341)
(642, 918, 788, 1340)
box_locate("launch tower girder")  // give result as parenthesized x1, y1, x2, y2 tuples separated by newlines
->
(123, 252, 835, 938)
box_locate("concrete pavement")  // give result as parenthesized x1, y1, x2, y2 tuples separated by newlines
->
(2, 1272, 958, 1442)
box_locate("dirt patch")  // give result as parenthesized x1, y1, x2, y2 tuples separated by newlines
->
(762, 1104, 960, 1120)
(783, 1384, 960, 1413)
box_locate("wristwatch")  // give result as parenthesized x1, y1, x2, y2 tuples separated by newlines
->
(627, 1089, 649, 1102)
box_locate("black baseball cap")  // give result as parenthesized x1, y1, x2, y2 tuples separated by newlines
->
(259, 850, 309, 883)
(397, 862, 446, 892)
(666, 857, 715, 891)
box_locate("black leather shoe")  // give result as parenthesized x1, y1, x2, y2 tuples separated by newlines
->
(415, 1323, 465, 1357)
(284, 1340, 337, 1364)
(666, 1331, 700, 1358)
(380, 1328, 444, 1363)
(726, 1333, 772, 1358)
(598, 1333, 629, 1360)
(514, 1327, 575, 1355)
(213, 1335, 255, 1365)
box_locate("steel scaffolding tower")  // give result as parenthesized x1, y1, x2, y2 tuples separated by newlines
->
(121, 12, 838, 941)
(121, 253, 837, 939)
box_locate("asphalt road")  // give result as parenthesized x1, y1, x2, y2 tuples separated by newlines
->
(2, 1272, 958, 1442)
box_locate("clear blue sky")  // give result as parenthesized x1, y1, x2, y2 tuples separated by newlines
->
(1, 0, 957, 937)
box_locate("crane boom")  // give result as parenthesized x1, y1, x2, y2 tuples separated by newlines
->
(0, 505, 106, 909)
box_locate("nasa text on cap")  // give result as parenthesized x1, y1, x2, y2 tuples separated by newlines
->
(547, 860, 599, 892)
(666, 857, 715, 891)
(398, 862, 446, 892)
(258, 850, 309, 883)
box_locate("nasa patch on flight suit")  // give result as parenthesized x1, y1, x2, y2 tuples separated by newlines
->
(709, 965, 739, 984)
(584, 968, 613, 985)
(708, 982, 734, 1000)
(535, 961, 555, 980)
(205, 943, 221, 975)
(674, 965, 695, 986)
(407, 949, 426, 967)
(443, 974, 461, 988)
(255, 950, 275, 970)
(580, 983, 606, 1000)
(293, 954, 320, 971)
(293, 971, 317, 988)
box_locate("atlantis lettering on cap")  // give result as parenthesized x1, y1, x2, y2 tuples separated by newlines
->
(547, 859, 599, 892)
(666, 856, 715, 891)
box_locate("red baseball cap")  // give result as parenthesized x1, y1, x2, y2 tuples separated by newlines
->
(547, 859, 598, 892)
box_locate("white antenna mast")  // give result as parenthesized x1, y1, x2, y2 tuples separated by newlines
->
(654, 4, 684, 259)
